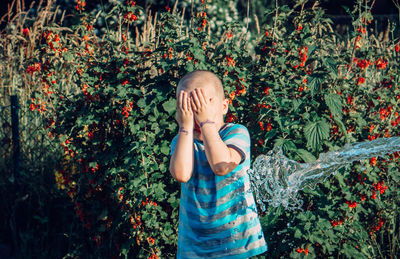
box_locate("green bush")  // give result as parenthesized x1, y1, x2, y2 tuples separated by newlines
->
(1, 0, 400, 258)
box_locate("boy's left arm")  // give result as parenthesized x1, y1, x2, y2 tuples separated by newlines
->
(201, 123, 243, 176)
(190, 88, 242, 176)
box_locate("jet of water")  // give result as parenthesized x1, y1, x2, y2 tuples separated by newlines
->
(249, 137, 400, 211)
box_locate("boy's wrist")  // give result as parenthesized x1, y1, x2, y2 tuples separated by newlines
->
(200, 119, 215, 128)
(179, 122, 193, 129)
(179, 125, 193, 135)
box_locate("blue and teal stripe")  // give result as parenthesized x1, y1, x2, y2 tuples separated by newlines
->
(170, 123, 268, 258)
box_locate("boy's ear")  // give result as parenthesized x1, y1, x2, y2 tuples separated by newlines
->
(222, 98, 229, 115)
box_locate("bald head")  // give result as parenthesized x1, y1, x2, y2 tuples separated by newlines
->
(177, 70, 225, 100)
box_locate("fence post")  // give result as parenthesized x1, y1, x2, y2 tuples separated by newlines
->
(11, 95, 20, 187)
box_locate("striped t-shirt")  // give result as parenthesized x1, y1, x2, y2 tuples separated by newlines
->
(170, 123, 268, 258)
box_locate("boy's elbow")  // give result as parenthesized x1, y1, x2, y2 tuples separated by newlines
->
(175, 174, 191, 183)
(169, 164, 191, 183)
(212, 165, 231, 176)
(213, 169, 227, 176)
(173, 171, 191, 182)
(212, 162, 238, 176)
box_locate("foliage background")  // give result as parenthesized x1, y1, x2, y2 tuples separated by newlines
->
(1, 0, 400, 258)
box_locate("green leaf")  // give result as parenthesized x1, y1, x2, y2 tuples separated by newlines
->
(342, 5, 355, 19)
(274, 138, 296, 152)
(309, 233, 325, 245)
(343, 244, 365, 258)
(294, 228, 302, 239)
(89, 162, 98, 168)
(160, 145, 170, 155)
(167, 192, 180, 208)
(307, 45, 317, 56)
(325, 93, 343, 120)
(120, 240, 131, 257)
(296, 148, 316, 162)
(356, 114, 367, 129)
(292, 99, 302, 112)
(323, 57, 338, 78)
(304, 222, 311, 231)
(137, 98, 146, 108)
(304, 118, 330, 151)
(162, 98, 176, 115)
(308, 74, 322, 97)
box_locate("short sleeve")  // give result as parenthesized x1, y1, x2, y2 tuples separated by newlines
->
(221, 124, 251, 164)
(169, 134, 179, 156)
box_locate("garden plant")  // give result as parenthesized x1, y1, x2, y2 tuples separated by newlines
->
(1, 0, 400, 258)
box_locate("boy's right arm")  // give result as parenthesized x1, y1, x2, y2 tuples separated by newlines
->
(169, 90, 194, 183)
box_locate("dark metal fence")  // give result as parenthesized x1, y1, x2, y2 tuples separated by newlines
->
(0, 94, 62, 187)
(0, 94, 65, 258)
(0, 95, 19, 187)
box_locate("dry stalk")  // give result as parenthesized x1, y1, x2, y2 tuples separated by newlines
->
(345, 37, 358, 79)
(326, 22, 335, 41)
(38, 0, 53, 33)
(118, 14, 122, 42)
(0, 0, 74, 103)
(179, 7, 185, 37)
(156, 25, 161, 49)
(17, 0, 21, 14)
(253, 14, 260, 35)
(135, 26, 139, 47)
(7, 0, 17, 24)
(52, 5, 59, 24)
(207, 20, 211, 42)
(214, 30, 226, 49)
(383, 20, 390, 43)
(31, 0, 44, 38)
(371, 33, 381, 49)
(378, 31, 383, 41)
(20, 1, 35, 27)
(172, 0, 178, 15)
(269, 0, 279, 66)
(150, 11, 158, 49)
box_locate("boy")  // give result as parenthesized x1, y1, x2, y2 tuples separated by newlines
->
(169, 70, 268, 258)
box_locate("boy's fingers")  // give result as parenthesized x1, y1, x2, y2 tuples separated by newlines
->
(199, 88, 207, 105)
(186, 93, 192, 113)
(191, 98, 198, 112)
(191, 90, 201, 110)
(185, 92, 191, 112)
(182, 92, 187, 111)
(190, 97, 196, 111)
(177, 91, 182, 108)
(188, 97, 192, 113)
(180, 91, 186, 110)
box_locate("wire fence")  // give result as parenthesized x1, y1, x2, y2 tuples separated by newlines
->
(0, 96, 18, 183)
(0, 94, 62, 188)
(0, 94, 67, 259)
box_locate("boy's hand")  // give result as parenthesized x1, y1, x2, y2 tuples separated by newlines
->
(175, 90, 194, 129)
(190, 88, 216, 125)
